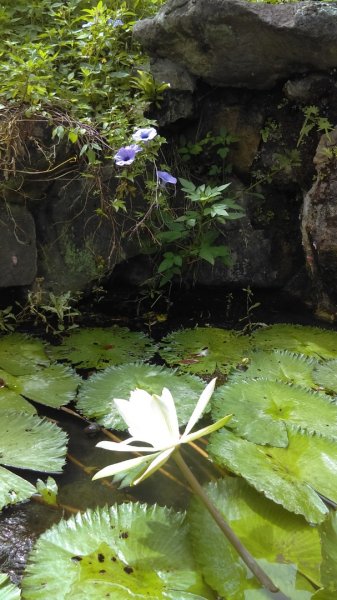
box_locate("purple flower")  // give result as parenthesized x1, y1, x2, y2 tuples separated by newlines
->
(107, 18, 124, 27)
(157, 170, 177, 185)
(132, 127, 157, 143)
(114, 145, 142, 166)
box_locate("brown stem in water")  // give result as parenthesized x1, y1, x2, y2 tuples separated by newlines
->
(173, 450, 283, 595)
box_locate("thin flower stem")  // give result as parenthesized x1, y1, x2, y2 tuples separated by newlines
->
(173, 450, 283, 596)
(32, 494, 81, 515)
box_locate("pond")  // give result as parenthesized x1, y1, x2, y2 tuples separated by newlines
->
(1, 285, 337, 599)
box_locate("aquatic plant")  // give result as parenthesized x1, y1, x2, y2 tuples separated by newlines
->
(47, 326, 156, 369)
(2, 322, 337, 596)
(76, 362, 207, 429)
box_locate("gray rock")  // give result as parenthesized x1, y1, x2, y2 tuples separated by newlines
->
(134, 0, 337, 90)
(301, 127, 337, 317)
(283, 74, 332, 103)
(0, 202, 37, 287)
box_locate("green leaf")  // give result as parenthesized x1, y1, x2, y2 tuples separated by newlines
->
(18, 363, 80, 408)
(0, 410, 67, 472)
(159, 327, 251, 375)
(229, 349, 318, 389)
(211, 379, 337, 446)
(209, 428, 337, 523)
(0, 334, 50, 375)
(47, 327, 156, 369)
(22, 503, 214, 600)
(0, 465, 36, 511)
(189, 478, 320, 598)
(77, 363, 206, 430)
(0, 573, 21, 599)
(35, 476, 58, 506)
(251, 325, 337, 359)
(313, 359, 337, 393)
(0, 386, 36, 414)
(319, 511, 337, 591)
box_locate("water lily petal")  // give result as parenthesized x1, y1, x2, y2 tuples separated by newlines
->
(92, 452, 160, 480)
(133, 448, 175, 485)
(181, 414, 232, 444)
(115, 389, 179, 448)
(96, 438, 161, 453)
(155, 387, 180, 441)
(183, 378, 217, 436)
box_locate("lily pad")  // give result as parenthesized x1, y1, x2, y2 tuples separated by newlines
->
(0, 410, 68, 510)
(18, 363, 80, 408)
(211, 379, 337, 446)
(0, 573, 21, 599)
(313, 359, 337, 394)
(188, 478, 320, 598)
(319, 510, 337, 591)
(47, 327, 156, 369)
(229, 350, 317, 389)
(0, 410, 68, 472)
(251, 325, 337, 360)
(77, 363, 206, 430)
(0, 386, 36, 414)
(22, 503, 214, 600)
(159, 327, 251, 375)
(209, 428, 337, 523)
(0, 333, 50, 375)
(0, 465, 36, 513)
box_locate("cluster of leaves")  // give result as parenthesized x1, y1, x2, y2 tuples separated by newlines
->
(152, 178, 244, 286)
(0, 0, 165, 157)
(177, 128, 238, 178)
(0, 0, 245, 292)
(1, 323, 337, 597)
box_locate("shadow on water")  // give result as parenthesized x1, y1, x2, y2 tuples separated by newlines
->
(0, 285, 335, 592)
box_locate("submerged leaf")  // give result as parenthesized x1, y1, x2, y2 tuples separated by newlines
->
(0, 333, 50, 375)
(77, 363, 206, 429)
(212, 379, 337, 446)
(209, 428, 337, 523)
(251, 325, 337, 360)
(189, 478, 320, 598)
(0, 465, 36, 511)
(0, 410, 67, 473)
(159, 327, 251, 374)
(47, 327, 156, 369)
(22, 503, 214, 600)
(229, 350, 317, 389)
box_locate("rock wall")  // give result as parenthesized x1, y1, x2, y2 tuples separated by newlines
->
(2, 0, 337, 317)
(131, 0, 337, 315)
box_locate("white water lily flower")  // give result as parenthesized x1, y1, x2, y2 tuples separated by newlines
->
(93, 378, 231, 485)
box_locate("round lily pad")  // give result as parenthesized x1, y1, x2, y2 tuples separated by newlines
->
(22, 503, 214, 599)
(47, 327, 157, 369)
(77, 363, 206, 430)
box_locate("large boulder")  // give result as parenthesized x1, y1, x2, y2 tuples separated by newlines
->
(134, 0, 337, 91)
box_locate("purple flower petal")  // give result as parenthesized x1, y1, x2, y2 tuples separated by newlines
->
(157, 170, 177, 185)
(107, 18, 124, 27)
(132, 127, 157, 142)
(114, 144, 142, 166)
